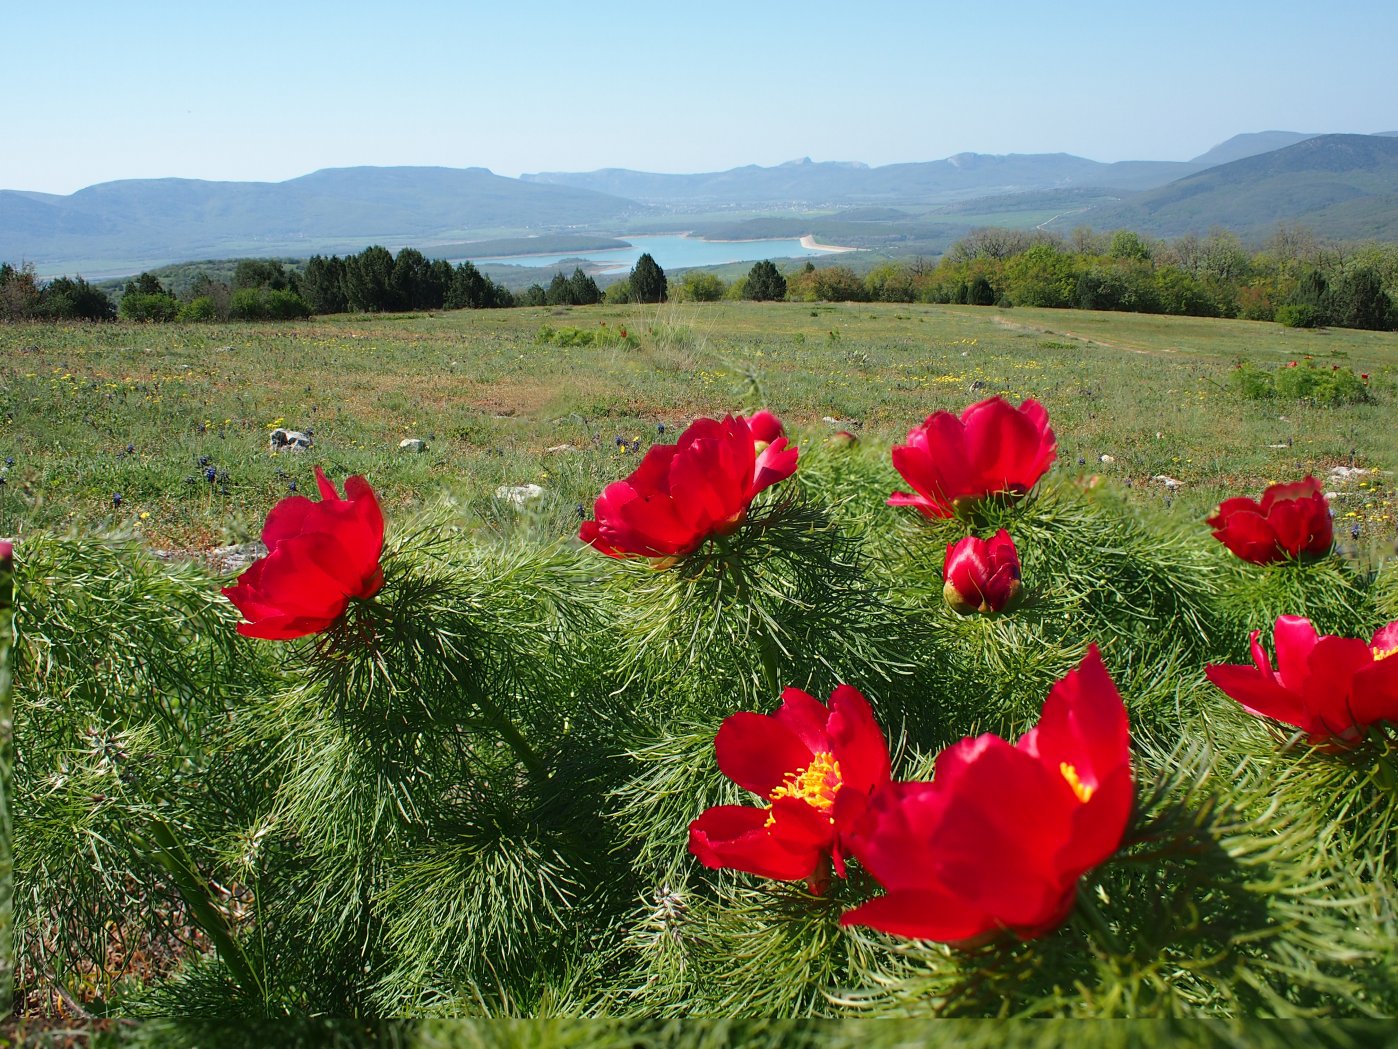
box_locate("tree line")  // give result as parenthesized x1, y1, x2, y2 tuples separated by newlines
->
(6, 226, 1394, 332)
(786, 226, 1397, 332)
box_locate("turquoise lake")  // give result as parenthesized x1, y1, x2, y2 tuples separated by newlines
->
(457, 234, 847, 272)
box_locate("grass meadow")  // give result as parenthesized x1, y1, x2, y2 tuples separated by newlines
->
(3, 302, 1397, 557)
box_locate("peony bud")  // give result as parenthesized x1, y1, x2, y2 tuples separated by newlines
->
(943, 530, 1023, 615)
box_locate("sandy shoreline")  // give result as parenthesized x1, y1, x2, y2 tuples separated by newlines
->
(800, 234, 858, 253)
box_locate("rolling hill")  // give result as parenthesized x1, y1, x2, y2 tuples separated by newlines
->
(1082, 134, 1398, 240)
(0, 167, 641, 276)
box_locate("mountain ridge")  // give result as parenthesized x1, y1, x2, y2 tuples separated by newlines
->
(6, 130, 1398, 277)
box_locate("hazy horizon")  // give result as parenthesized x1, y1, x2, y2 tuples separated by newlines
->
(8, 0, 1396, 195)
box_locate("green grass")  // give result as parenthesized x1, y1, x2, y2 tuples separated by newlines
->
(2, 303, 1396, 557)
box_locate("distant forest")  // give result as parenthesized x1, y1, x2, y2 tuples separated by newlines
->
(3, 224, 1396, 332)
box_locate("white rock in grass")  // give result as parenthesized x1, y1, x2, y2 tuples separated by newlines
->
(398, 438, 427, 453)
(1151, 475, 1183, 491)
(269, 428, 312, 452)
(1099, 454, 1115, 464)
(546, 443, 578, 454)
(495, 484, 545, 507)
(1328, 466, 1374, 483)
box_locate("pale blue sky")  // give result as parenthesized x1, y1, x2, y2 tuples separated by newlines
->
(8, 0, 1395, 194)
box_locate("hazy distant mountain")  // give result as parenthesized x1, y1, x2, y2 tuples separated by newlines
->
(1086, 134, 1398, 240)
(0, 167, 639, 275)
(8, 131, 1398, 278)
(522, 153, 1202, 206)
(1189, 131, 1321, 167)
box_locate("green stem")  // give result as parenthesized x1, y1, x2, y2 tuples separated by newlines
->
(1075, 889, 1124, 957)
(474, 691, 550, 782)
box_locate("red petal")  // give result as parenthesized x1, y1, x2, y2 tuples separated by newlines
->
(668, 430, 746, 532)
(1206, 496, 1263, 530)
(752, 437, 799, 495)
(313, 465, 340, 501)
(772, 688, 834, 754)
(766, 795, 835, 849)
(1052, 764, 1133, 879)
(827, 685, 891, 796)
(688, 806, 820, 882)
(714, 712, 813, 798)
(1302, 636, 1375, 739)
(917, 741, 1072, 930)
(962, 396, 1056, 494)
(1017, 645, 1130, 801)
(840, 888, 997, 943)
(747, 409, 785, 444)
(1351, 653, 1398, 731)
(841, 780, 948, 892)
(1273, 616, 1320, 693)
(887, 489, 951, 519)
(1371, 621, 1398, 652)
(261, 494, 317, 549)
(1210, 509, 1283, 564)
(1206, 662, 1308, 729)
(236, 613, 337, 640)
(1258, 476, 1323, 513)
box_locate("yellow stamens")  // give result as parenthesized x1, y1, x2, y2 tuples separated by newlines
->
(1060, 762, 1095, 803)
(765, 752, 842, 826)
(1374, 646, 1398, 662)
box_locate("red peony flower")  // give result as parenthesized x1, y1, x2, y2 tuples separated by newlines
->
(889, 396, 1056, 519)
(688, 685, 892, 891)
(222, 466, 385, 640)
(1205, 615, 1398, 746)
(841, 646, 1132, 943)
(1206, 476, 1333, 565)
(744, 409, 785, 449)
(943, 529, 1023, 615)
(579, 414, 798, 561)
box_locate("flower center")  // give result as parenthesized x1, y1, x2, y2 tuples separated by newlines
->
(766, 751, 842, 824)
(1059, 762, 1095, 803)
(1374, 645, 1398, 662)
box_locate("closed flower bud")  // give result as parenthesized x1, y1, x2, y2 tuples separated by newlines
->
(943, 530, 1022, 615)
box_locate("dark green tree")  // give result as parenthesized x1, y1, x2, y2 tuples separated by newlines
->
(344, 246, 395, 312)
(967, 274, 997, 306)
(39, 276, 113, 321)
(300, 256, 348, 315)
(545, 272, 573, 306)
(744, 260, 787, 301)
(389, 248, 433, 311)
(1329, 266, 1394, 331)
(520, 284, 547, 307)
(232, 259, 289, 292)
(124, 272, 167, 297)
(567, 267, 601, 305)
(629, 252, 667, 303)
(446, 261, 488, 309)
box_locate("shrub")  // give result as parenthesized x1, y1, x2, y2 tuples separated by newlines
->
(1274, 361, 1369, 405)
(536, 323, 636, 349)
(1276, 304, 1318, 329)
(264, 289, 312, 320)
(118, 291, 179, 322)
(812, 265, 868, 302)
(1232, 360, 1370, 406)
(177, 296, 218, 322)
(676, 272, 725, 302)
